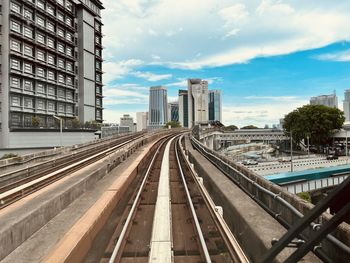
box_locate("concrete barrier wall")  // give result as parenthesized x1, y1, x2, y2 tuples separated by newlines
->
(190, 137, 350, 262)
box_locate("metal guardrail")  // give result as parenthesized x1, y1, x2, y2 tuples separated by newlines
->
(190, 136, 350, 261)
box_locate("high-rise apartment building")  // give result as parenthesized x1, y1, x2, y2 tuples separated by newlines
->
(310, 92, 338, 108)
(188, 79, 208, 128)
(0, 0, 104, 148)
(136, 111, 148, 131)
(120, 114, 134, 132)
(149, 86, 168, 129)
(167, 102, 179, 122)
(208, 90, 222, 123)
(343, 90, 350, 122)
(178, 89, 188, 128)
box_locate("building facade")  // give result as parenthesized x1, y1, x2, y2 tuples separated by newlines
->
(0, 0, 104, 148)
(136, 111, 148, 132)
(188, 79, 208, 128)
(208, 90, 222, 123)
(120, 114, 134, 132)
(167, 102, 179, 123)
(310, 93, 338, 108)
(178, 89, 188, 128)
(343, 90, 350, 122)
(149, 86, 168, 129)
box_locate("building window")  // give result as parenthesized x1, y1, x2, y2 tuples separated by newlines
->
(58, 58, 65, 68)
(10, 2, 21, 13)
(37, 67, 45, 77)
(24, 63, 33, 74)
(48, 54, 55, 65)
(57, 88, 65, 98)
(11, 77, 20, 88)
(24, 9, 33, 20)
(58, 74, 65, 83)
(47, 38, 55, 48)
(66, 47, 72, 56)
(66, 105, 73, 113)
(57, 0, 64, 6)
(66, 62, 73, 72)
(11, 20, 21, 33)
(47, 22, 55, 32)
(24, 45, 33, 57)
(37, 99, 45, 109)
(57, 11, 64, 21)
(66, 91, 73, 100)
(96, 110, 101, 119)
(66, 32, 73, 42)
(11, 59, 20, 70)
(96, 98, 101, 106)
(48, 101, 55, 111)
(96, 61, 101, 69)
(37, 83, 45, 94)
(48, 70, 55, 80)
(48, 86, 55, 96)
(24, 115, 32, 127)
(57, 28, 65, 38)
(11, 96, 21, 106)
(37, 16, 45, 27)
(37, 33, 45, 44)
(47, 5, 55, 16)
(96, 49, 101, 57)
(24, 98, 33, 108)
(24, 27, 33, 38)
(11, 114, 21, 126)
(24, 80, 33, 91)
(58, 103, 65, 112)
(66, 77, 73, 86)
(96, 86, 101, 94)
(37, 49, 45, 61)
(96, 73, 101, 82)
(36, 0, 45, 10)
(66, 1, 73, 12)
(57, 43, 65, 53)
(66, 17, 72, 26)
(10, 39, 21, 52)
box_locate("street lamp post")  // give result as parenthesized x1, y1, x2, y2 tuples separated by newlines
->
(346, 130, 348, 164)
(290, 130, 293, 172)
(53, 115, 62, 148)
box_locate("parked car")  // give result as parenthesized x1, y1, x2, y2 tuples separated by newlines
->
(326, 154, 338, 160)
(242, 159, 258, 165)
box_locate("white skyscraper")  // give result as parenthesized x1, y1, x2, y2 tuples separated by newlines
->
(310, 92, 338, 108)
(120, 114, 134, 132)
(136, 112, 148, 131)
(149, 86, 168, 129)
(187, 79, 208, 128)
(343, 90, 350, 122)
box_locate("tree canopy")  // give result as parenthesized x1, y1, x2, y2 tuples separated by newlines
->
(165, 121, 181, 128)
(223, 125, 238, 131)
(241, 125, 259, 129)
(283, 104, 345, 145)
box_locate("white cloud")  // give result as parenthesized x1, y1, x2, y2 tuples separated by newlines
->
(222, 96, 308, 127)
(132, 71, 172, 81)
(313, 49, 350, 62)
(103, 59, 144, 83)
(102, 0, 350, 70)
(103, 84, 149, 106)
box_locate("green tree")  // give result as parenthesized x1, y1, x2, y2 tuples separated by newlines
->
(241, 125, 258, 129)
(32, 116, 40, 127)
(283, 104, 345, 145)
(223, 125, 238, 131)
(72, 117, 80, 128)
(165, 121, 181, 128)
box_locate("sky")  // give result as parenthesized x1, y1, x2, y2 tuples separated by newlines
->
(101, 0, 350, 128)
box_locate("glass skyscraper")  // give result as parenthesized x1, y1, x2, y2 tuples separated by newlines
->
(208, 90, 222, 123)
(149, 86, 168, 128)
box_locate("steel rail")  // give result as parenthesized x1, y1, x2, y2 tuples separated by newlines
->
(0, 137, 141, 209)
(177, 135, 249, 263)
(175, 136, 212, 262)
(191, 136, 350, 258)
(108, 136, 169, 263)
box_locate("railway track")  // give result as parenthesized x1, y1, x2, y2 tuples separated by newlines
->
(0, 134, 145, 210)
(96, 135, 248, 263)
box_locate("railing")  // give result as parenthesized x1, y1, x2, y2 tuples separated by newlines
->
(190, 136, 350, 262)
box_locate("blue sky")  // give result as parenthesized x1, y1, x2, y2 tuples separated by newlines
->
(101, 0, 350, 127)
